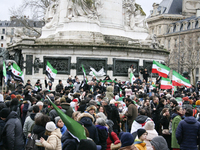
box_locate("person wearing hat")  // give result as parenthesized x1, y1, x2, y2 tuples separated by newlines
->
(118, 132, 138, 150)
(55, 116, 67, 135)
(134, 129, 147, 150)
(1, 108, 24, 150)
(106, 120, 121, 150)
(40, 121, 62, 150)
(150, 136, 169, 150)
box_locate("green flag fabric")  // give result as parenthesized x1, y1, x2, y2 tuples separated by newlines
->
(82, 65, 88, 84)
(46, 96, 87, 141)
(3, 61, 7, 82)
(11, 63, 24, 82)
(46, 61, 57, 82)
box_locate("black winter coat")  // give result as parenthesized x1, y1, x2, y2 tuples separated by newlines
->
(110, 104, 120, 131)
(96, 125, 108, 150)
(2, 111, 24, 150)
(176, 116, 200, 150)
(32, 124, 48, 150)
(80, 117, 99, 144)
(61, 130, 79, 150)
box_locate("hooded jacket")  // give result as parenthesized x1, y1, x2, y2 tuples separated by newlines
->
(23, 113, 36, 137)
(150, 136, 169, 150)
(2, 111, 24, 150)
(134, 139, 146, 150)
(78, 113, 99, 144)
(176, 116, 200, 150)
(42, 128, 62, 150)
(144, 121, 158, 150)
(105, 86, 114, 101)
(61, 130, 79, 150)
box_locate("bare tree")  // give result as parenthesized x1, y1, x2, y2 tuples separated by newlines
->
(9, 0, 53, 37)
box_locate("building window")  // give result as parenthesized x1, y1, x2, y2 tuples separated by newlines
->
(1, 43, 3, 47)
(2, 29, 5, 34)
(11, 28, 15, 35)
(181, 38, 184, 47)
(1, 36, 4, 40)
(196, 68, 199, 75)
(196, 77, 199, 83)
(168, 40, 171, 49)
(10, 37, 13, 43)
(175, 39, 177, 48)
(152, 28, 154, 34)
(159, 26, 161, 34)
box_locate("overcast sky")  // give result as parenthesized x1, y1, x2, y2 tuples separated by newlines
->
(0, 0, 162, 21)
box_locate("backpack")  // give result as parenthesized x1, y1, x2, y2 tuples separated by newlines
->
(25, 134, 39, 150)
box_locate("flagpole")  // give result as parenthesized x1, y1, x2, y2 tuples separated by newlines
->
(2, 77, 3, 93)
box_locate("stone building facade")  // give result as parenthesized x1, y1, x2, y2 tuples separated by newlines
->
(147, 0, 200, 85)
(0, 16, 44, 48)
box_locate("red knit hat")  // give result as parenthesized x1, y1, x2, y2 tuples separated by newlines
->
(182, 97, 189, 101)
(72, 99, 78, 103)
(11, 94, 16, 100)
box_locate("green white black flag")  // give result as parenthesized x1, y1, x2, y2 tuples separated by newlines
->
(46, 61, 57, 82)
(11, 63, 24, 82)
(3, 61, 7, 82)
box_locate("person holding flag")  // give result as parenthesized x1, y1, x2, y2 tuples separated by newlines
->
(130, 72, 136, 85)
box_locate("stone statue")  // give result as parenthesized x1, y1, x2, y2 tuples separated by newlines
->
(67, 0, 100, 20)
(150, 34, 159, 49)
(123, 0, 146, 30)
(134, 9, 146, 28)
(44, 0, 59, 29)
(123, 0, 136, 30)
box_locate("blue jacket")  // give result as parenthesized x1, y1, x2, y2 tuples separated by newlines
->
(176, 116, 200, 150)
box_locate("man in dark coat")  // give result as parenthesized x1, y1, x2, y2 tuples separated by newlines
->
(1, 108, 24, 150)
(125, 98, 138, 132)
(78, 113, 99, 144)
(176, 108, 200, 150)
(56, 80, 64, 94)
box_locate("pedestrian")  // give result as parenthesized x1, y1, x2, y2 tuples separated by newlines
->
(40, 121, 62, 150)
(171, 106, 183, 150)
(176, 108, 200, 150)
(150, 136, 169, 150)
(134, 129, 147, 150)
(1, 108, 24, 150)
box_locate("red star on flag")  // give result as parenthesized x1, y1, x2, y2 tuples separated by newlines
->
(17, 73, 19, 75)
(14, 71, 15, 73)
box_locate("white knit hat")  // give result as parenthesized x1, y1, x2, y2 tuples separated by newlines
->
(36, 101, 43, 106)
(46, 121, 56, 132)
(144, 121, 155, 130)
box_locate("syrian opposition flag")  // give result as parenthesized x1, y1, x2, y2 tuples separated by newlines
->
(160, 77, 172, 89)
(172, 71, 191, 88)
(130, 72, 136, 84)
(46, 61, 57, 82)
(11, 63, 24, 82)
(82, 64, 88, 84)
(152, 60, 170, 78)
(3, 61, 7, 82)
(46, 96, 87, 141)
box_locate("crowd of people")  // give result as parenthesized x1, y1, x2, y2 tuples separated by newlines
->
(0, 72, 200, 150)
